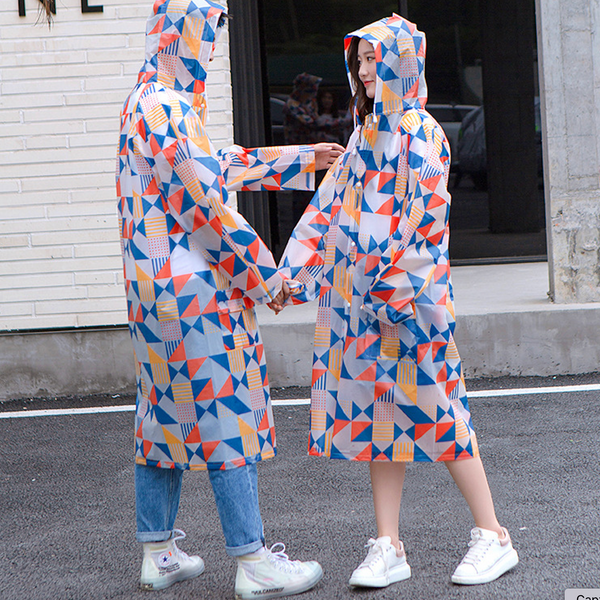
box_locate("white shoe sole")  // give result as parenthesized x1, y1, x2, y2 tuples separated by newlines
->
(234, 566, 324, 600)
(140, 561, 205, 591)
(349, 562, 411, 588)
(451, 549, 519, 585)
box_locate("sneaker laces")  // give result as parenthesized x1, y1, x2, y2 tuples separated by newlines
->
(358, 538, 385, 570)
(169, 529, 191, 560)
(460, 529, 494, 567)
(267, 543, 305, 574)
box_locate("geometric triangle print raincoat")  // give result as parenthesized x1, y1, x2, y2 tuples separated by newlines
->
(116, 0, 317, 471)
(280, 14, 479, 463)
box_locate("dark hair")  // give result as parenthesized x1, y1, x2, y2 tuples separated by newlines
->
(317, 89, 339, 118)
(347, 36, 374, 123)
(217, 12, 231, 29)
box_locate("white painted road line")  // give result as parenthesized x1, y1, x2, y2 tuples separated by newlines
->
(272, 398, 311, 406)
(1, 383, 600, 419)
(468, 383, 600, 398)
(275, 383, 600, 404)
(0, 405, 135, 419)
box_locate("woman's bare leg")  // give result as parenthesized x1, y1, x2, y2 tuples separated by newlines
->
(369, 462, 407, 551)
(445, 457, 503, 537)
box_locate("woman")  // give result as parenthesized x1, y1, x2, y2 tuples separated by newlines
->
(283, 72, 322, 145)
(316, 89, 352, 145)
(277, 14, 519, 589)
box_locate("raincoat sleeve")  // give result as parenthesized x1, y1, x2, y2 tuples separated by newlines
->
(277, 157, 343, 303)
(362, 113, 451, 325)
(216, 145, 316, 192)
(137, 91, 282, 304)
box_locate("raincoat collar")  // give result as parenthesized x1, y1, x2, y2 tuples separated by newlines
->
(344, 13, 428, 118)
(138, 0, 225, 117)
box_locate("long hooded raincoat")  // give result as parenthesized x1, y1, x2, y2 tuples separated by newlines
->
(116, 0, 317, 471)
(280, 15, 479, 463)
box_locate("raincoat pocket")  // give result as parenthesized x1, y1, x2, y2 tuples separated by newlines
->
(359, 312, 418, 362)
(217, 306, 259, 352)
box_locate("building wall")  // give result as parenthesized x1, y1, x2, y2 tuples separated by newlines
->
(0, 0, 232, 331)
(536, 0, 600, 303)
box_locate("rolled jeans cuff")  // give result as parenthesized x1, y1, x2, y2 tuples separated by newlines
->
(226, 539, 265, 557)
(136, 530, 173, 543)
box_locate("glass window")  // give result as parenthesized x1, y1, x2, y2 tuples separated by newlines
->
(262, 0, 545, 264)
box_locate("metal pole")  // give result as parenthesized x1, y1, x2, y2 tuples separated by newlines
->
(398, 0, 408, 18)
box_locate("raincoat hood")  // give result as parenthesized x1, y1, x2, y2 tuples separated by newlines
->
(345, 13, 428, 117)
(289, 72, 322, 102)
(137, 0, 225, 112)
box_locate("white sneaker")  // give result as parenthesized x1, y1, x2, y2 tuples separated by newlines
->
(451, 527, 519, 585)
(349, 536, 411, 588)
(234, 543, 323, 600)
(140, 529, 205, 591)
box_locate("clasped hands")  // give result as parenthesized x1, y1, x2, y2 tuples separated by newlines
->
(267, 281, 290, 315)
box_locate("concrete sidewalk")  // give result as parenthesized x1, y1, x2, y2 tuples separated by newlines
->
(2, 261, 600, 399)
(256, 261, 600, 386)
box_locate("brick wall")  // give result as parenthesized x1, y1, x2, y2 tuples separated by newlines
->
(0, 0, 233, 331)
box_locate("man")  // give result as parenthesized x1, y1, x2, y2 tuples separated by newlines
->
(115, 1, 342, 598)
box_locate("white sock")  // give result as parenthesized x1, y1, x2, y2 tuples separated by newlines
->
(237, 545, 266, 563)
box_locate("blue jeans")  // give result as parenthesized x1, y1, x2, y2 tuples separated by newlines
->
(135, 463, 265, 556)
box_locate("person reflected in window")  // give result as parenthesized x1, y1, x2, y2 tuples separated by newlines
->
(316, 89, 352, 146)
(283, 73, 324, 221)
(283, 72, 322, 145)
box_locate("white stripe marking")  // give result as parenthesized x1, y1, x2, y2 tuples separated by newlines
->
(0, 405, 136, 419)
(272, 383, 600, 404)
(272, 398, 310, 406)
(1, 383, 599, 419)
(468, 383, 600, 398)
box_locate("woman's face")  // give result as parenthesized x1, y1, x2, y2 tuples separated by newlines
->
(357, 38, 377, 99)
(321, 92, 334, 111)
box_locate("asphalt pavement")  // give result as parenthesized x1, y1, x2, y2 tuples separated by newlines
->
(1, 374, 600, 600)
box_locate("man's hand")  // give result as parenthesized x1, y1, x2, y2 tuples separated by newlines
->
(314, 142, 345, 171)
(267, 281, 290, 315)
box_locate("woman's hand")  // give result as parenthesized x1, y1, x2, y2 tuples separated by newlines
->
(267, 281, 290, 314)
(314, 142, 345, 170)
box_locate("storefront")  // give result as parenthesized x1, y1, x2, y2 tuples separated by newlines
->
(228, 0, 544, 265)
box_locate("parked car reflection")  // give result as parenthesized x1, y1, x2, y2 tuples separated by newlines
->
(457, 98, 542, 189)
(427, 104, 478, 170)
(270, 96, 286, 145)
(273, 98, 483, 167)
